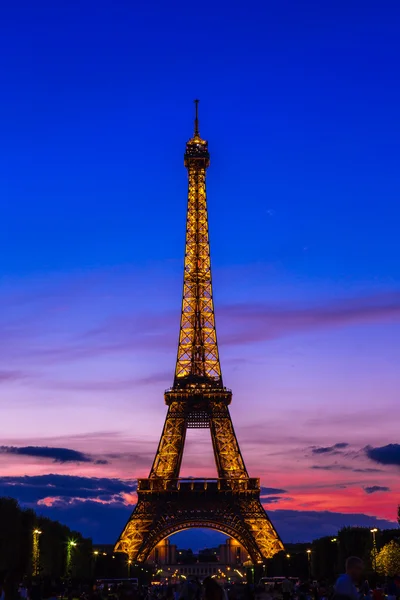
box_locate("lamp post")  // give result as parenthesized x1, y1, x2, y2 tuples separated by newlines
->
(307, 549, 312, 579)
(331, 538, 339, 575)
(66, 540, 77, 576)
(286, 554, 291, 577)
(93, 550, 99, 577)
(32, 529, 42, 576)
(371, 529, 378, 571)
(128, 559, 132, 578)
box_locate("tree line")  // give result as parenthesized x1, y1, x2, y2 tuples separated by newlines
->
(268, 523, 400, 581)
(0, 497, 93, 580)
(1, 496, 399, 583)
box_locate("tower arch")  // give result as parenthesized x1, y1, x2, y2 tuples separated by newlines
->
(137, 520, 256, 564)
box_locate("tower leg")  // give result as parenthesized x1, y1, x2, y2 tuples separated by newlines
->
(149, 402, 187, 479)
(114, 499, 157, 560)
(210, 403, 248, 479)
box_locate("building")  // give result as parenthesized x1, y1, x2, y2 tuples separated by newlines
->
(147, 538, 248, 583)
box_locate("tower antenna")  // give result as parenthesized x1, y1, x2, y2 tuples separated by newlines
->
(194, 99, 199, 135)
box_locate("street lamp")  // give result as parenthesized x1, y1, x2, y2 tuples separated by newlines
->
(286, 554, 291, 577)
(371, 529, 378, 571)
(128, 559, 132, 578)
(331, 537, 339, 575)
(66, 539, 77, 575)
(32, 529, 42, 576)
(307, 550, 312, 578)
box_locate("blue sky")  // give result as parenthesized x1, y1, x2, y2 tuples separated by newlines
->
(1, 0, 399, 546)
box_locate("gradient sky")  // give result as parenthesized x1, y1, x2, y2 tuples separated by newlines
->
(1, 0, 400, 546)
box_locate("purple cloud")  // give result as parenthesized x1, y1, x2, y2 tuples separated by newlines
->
(0, 370, 32, 383)
(1, 289, 399, 368)
(260, 486, 288, 495)
(312, 443, 349, 455)
(364, 486, 390, 494)
(219, 291, 400, 345)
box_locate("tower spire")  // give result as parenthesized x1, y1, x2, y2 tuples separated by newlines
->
(194, 98, 199, 136)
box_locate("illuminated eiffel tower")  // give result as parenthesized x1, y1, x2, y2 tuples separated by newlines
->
(114, 101, 283, 564)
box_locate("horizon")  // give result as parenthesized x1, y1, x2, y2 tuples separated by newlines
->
(1, 0, 399, 551)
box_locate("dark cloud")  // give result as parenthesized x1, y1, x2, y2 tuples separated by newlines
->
(269, 509, 397, 543)
(364, 486, 390, 494)
(260, 496, 287, 504)
(0, 445, 108, 464)
(366, 444, 400, 467)
(312, 443, 349, 455)
(37, 498, 133, 543)
(311, 464, 381, 473)
(31, 500, 398, 545)
(0, 474, 137, 505)
(260, 487, 288, 495)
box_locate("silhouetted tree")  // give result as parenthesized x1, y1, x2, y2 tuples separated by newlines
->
(312, 536, 338, 580)
(0, 497, 92, 579)
(337, 527, 373, 571)
(376, 540, 400, 577)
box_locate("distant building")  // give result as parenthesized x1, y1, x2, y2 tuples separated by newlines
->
(146, 538, 248, 583)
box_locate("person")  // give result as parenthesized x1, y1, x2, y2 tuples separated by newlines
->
(18, 581, 28, 600)
(282, 578, 293, 600)
(255, 586, 271, 600)
(386, 579, 397, 600)
(179, 580, 202, 600)
(202, 578, 224, 600)
(334, 557, 364, 600)
(372, 588, 384, 600)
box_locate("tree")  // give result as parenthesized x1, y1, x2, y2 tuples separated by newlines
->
(0, 496, 93, 579)
(338, 527, 373, 571)
(397, 505, 400, 526)
(312, 536, 339, 581)
(376, 540, 400, 577)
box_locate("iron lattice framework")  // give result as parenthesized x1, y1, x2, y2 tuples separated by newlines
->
(114, 101, 284, 564)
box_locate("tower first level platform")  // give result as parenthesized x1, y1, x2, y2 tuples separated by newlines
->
(115, 478, 283, 564)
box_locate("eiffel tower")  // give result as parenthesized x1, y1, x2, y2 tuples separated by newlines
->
(114, 101, 284, 564)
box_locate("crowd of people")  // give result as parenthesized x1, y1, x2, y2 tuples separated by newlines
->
(1, 556, 399, 600)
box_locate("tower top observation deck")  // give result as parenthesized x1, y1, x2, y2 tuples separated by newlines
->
(184, 99, 210, 167)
